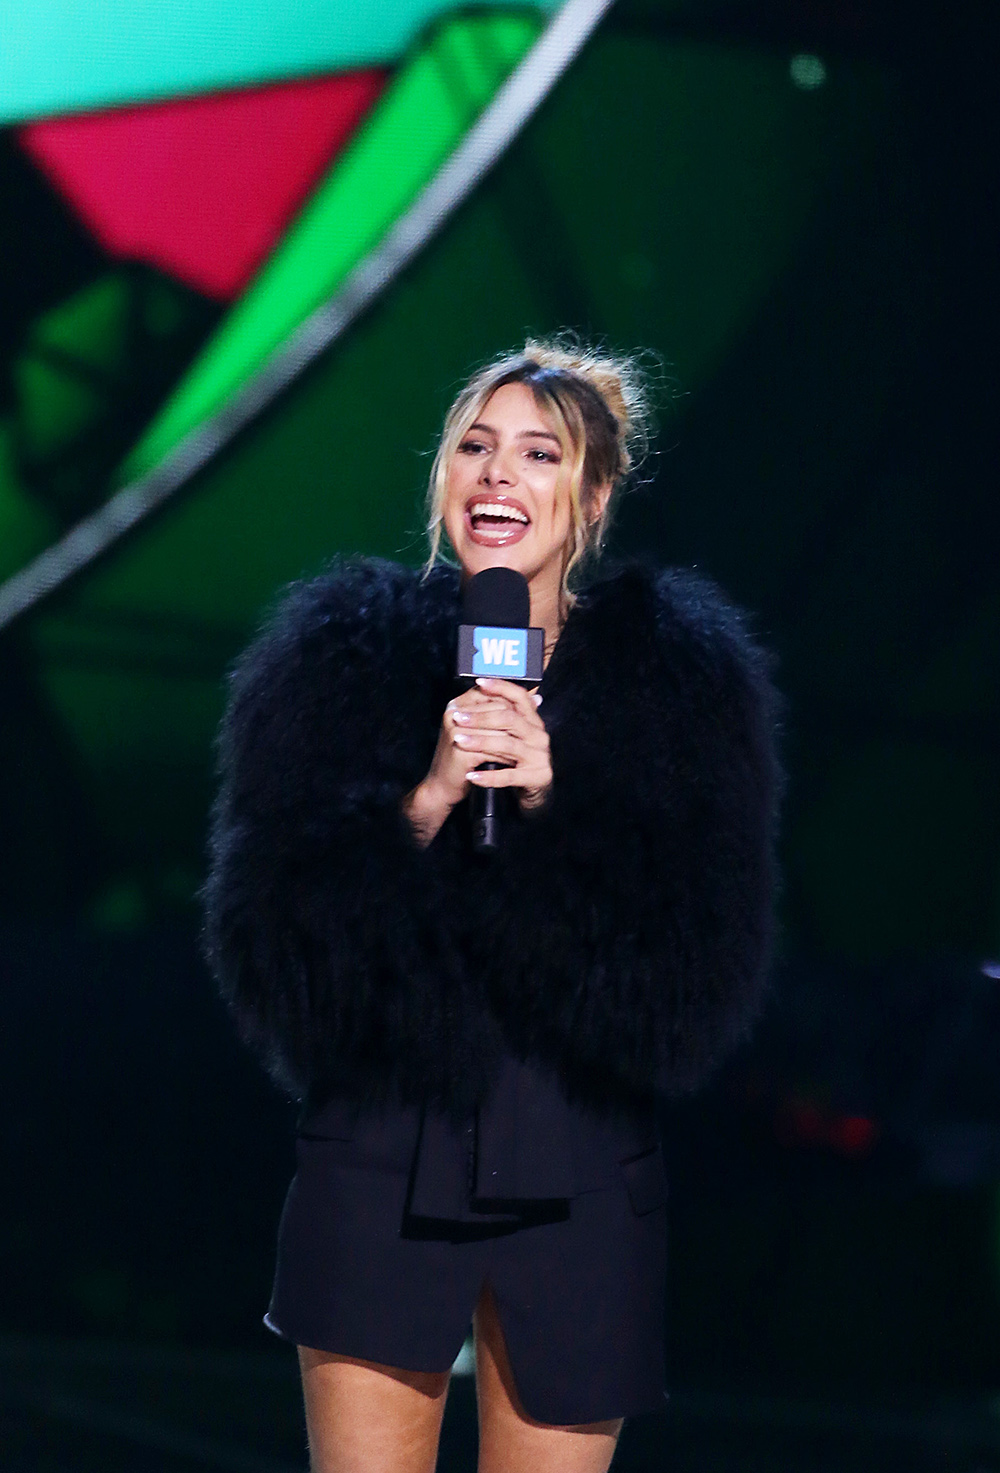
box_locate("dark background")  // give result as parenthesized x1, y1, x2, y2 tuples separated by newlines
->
(1, 0, 998, 1466)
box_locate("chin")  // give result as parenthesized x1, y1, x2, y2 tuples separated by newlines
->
(456, 541, 531, 580)
(472, 548, 527, 572)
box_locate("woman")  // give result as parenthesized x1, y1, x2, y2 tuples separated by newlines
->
(204, 340, 781, 1473)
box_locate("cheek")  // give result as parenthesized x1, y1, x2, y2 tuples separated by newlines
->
(537, 476, 573, 535)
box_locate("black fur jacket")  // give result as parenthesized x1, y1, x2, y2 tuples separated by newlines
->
(203, 557, 782, 1115)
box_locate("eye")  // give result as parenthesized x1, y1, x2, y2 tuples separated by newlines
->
(458, 438, 488, 455)
(527, 447, 560, 463)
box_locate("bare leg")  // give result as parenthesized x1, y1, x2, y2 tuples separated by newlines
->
(473, 1285, 623, 1473)
(298, 1345, 450, 1473)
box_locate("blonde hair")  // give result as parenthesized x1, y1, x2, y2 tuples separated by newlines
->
(425, 336, 654, 594)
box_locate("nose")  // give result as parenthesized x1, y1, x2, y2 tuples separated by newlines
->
(481, 444, 516, 487)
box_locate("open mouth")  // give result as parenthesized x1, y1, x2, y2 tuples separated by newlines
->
(465, 495, 531, 545)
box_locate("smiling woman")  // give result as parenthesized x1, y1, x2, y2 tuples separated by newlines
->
(204, 336, 781, 1473)
(427, 340, 651, 646)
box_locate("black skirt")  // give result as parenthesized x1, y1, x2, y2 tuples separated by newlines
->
(265, 1064, 668, 1426)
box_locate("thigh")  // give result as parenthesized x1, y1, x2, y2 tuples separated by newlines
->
(473, 1286, 622, 1473)
(298, 1344, 450, 1473)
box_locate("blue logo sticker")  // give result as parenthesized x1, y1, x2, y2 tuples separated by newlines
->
(472, 626, 527, 678)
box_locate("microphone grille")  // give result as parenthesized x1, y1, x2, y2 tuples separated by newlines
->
(461, 567, 530, 628)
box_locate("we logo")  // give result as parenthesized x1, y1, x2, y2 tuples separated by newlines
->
(472, 626, 527, 678)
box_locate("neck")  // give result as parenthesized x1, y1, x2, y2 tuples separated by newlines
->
(529, 575, 566, 653)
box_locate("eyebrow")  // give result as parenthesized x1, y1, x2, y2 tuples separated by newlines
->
(467, 421, 562, 445)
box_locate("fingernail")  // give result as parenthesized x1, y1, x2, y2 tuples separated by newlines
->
(453, 710, 470, 723)
(532, 693, 543, 706)
(466, 770, 481, 780)
(454, 733, 470, 745)
(475, 678, 493, 689)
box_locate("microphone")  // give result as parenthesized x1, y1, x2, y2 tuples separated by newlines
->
(456, 568, 544, 853)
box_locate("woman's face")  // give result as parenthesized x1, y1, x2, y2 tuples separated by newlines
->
(442, 382, 575, 594)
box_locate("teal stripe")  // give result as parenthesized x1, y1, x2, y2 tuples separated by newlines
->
(0, 0, 560, 123)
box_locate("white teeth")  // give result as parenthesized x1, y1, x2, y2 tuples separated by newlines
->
(469, 502, 529, 523)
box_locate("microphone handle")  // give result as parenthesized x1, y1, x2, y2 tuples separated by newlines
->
(471, 763, 501, 853)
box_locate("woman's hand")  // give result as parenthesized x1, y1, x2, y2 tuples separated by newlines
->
(402, 678, 552, 846)
(460, 678, 552, 814)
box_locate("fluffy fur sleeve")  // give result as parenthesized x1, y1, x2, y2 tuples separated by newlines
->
(202, 559, 495, 1109)
(485, 565, 783, 1105)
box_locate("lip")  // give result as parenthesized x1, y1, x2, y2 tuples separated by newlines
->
(463, 492, 531, 547)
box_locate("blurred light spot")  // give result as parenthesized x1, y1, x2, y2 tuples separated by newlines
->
(827, 1115, 878, 1157)
(775, 1096, 878, 1157)
(981, 960, 1000, 979)
(790, 53, 827, 89)
(89, 878, 147, 931)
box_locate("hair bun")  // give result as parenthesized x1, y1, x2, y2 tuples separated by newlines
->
(522, 334, 655, 476)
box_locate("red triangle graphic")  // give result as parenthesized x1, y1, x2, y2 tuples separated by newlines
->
(19, 70, 388, 301)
